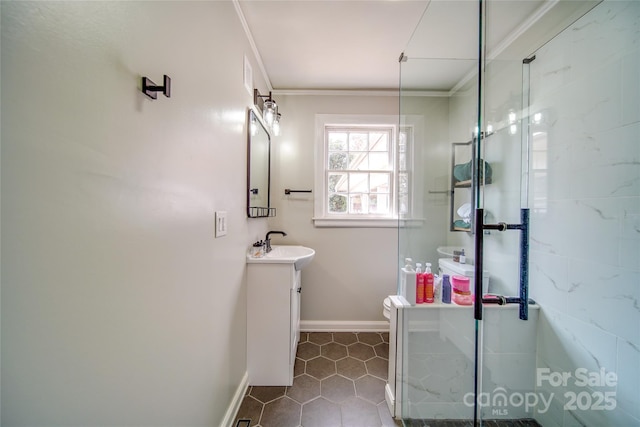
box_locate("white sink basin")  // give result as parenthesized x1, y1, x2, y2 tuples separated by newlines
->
(247, 245, 315, 271)
(437, 246, 460, 257)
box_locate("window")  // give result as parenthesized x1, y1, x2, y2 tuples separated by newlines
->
(326, 126, 393, 215)
(314, 114, 410, 227)
(397, 126, 412, 217)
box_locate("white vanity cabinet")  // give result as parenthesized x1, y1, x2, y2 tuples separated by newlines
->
(247, 263, 301, 386)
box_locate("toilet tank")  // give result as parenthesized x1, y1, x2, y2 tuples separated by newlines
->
(438, 258, 490, 294)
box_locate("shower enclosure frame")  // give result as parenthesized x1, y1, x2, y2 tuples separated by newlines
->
(394, 1, 637, 426)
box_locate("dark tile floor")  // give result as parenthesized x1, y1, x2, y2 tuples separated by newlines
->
(234, 332, 543, 427)
(234, 331, 401, 427)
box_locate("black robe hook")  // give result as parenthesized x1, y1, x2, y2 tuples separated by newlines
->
(142, 75, 171, 100)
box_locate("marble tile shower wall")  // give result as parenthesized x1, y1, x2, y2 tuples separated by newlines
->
(402, 307, 538, 420)
(524, 2, 640, 426)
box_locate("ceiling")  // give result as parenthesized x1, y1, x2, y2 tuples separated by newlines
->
(236, 0, 590, 93)
(237, 0, 430, 91)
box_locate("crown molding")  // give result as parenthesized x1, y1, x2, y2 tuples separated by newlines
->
(272, 89, 448, 97)
(233, 0, 273, 92)
(449, 0, 559, 95)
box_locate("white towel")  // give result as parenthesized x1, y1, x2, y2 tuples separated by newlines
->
(457, 203, 472, 223)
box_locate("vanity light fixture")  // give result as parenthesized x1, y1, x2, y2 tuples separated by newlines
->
(263, 99, 276, 126)
(272, 113, 282, 136)
(253, 89, 283, 135)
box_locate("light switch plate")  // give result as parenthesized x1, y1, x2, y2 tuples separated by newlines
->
(215, 211, 228, 237)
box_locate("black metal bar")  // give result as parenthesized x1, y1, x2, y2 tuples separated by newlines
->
(507, 223, 526, 230)
(483, 222, 507, 231)
(519, 208, 530, 320)
(482, 296, 536, 305)
(284, 189, 312, 195)
(482, 295, 506, 305)
(474, 1, 484, 423)
(478, 212, 531, 323)
(482, 222, 526, 232)
(474, 208, 484, 321)
(511, 296, 535, 305)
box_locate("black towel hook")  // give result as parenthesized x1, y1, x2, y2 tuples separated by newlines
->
(142, 75, 171, 100)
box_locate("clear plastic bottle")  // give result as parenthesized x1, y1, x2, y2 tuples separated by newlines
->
(252, 240, 264, 257)
(424, 263, 434, 303)
(415, 263, 425, 304)
(433, 275, 442, 303)
(442, 274, 452, 304)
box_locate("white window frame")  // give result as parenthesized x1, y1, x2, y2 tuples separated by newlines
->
(314, 114, 401, 228)
(397, 125, 413, 219)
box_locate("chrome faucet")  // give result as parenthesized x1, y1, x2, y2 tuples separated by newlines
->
(265, 231, 287, 253)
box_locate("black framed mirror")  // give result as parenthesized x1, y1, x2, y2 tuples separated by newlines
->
(247, 109, 275, 218)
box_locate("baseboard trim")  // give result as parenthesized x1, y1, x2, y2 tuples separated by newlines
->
(220, 371, 249, 427)
(300, 320, 389, 332)
(385, 383, 396, 418)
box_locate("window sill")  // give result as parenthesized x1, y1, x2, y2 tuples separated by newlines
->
(312, 217, 425, 228)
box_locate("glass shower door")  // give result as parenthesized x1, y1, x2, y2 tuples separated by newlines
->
(397, 0, 481, 423)
(397, 55, 479, 424)
(477, 1, 639, 426)
(473, 2, 537, 423)
(473, 52, 538, 423)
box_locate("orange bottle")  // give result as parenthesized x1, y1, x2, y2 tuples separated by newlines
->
(416, 263, 425, 304)
(424, 263, 434, 303)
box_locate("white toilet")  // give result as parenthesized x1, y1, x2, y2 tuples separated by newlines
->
(383, 296, 391, 319)
(438, 258, 490, 294)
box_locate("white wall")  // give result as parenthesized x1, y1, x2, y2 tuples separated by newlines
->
(269, 95, 400, 325)
(399, 95, 451, 276)
(1, 2, 268, 425)
(268, 94, 450, 325)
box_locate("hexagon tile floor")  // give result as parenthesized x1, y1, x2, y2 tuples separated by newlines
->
(234, 331, 401, 427)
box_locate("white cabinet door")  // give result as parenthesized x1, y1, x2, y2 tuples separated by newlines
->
(247, 263, 298, 386)
(290, 270, 301, 366)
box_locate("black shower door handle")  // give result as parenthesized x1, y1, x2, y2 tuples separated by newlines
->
(474, 208, 530, 320)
